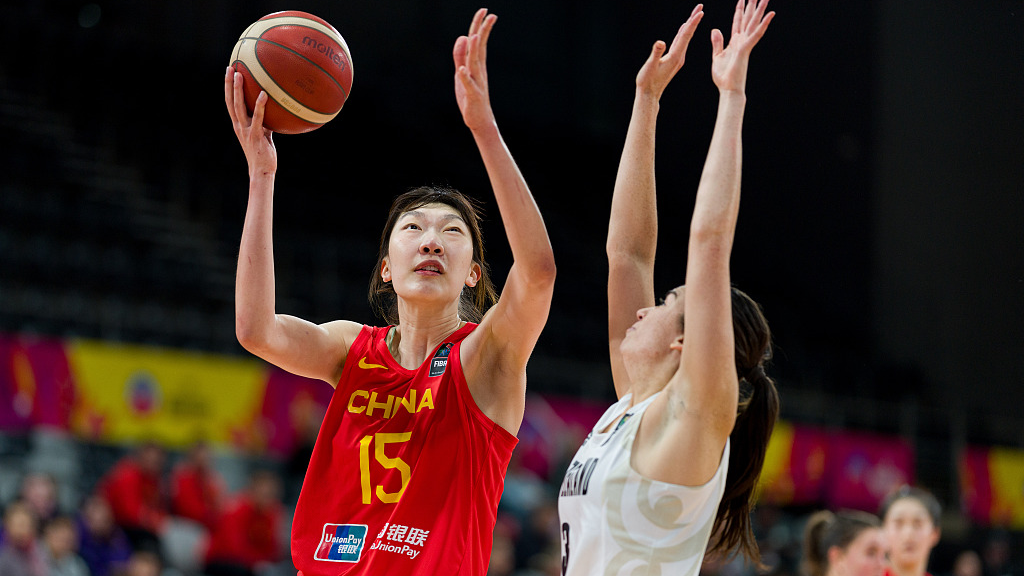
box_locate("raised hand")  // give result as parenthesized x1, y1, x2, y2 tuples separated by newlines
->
(710, 0, 774, 94)
(635, 4, 704, 99)
(453, 9, 498, 132)
(224, 67, 278, 179)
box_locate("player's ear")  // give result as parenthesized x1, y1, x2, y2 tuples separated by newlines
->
(465, 262, 481, 288)
(669, 335, 684, 351)
(381, 258, 392, 283)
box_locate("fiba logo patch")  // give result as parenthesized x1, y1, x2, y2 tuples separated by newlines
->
(315, 524, 367, 563)
(429, 343, 453, 377)
(124, 371, 161, 416)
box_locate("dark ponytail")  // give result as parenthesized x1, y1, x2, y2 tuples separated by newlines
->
(706, 287, 780, 565)
(802, 511, 835, 576)
(802, 510, 881, 576)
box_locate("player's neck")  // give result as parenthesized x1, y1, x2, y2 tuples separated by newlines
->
(388, 313, 464, 370)
(627, 379, 666, 407)
(623, 356, 676, 406)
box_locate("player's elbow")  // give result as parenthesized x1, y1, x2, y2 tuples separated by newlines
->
(235, 315, 271, 354)
(531, 256, 557, 288)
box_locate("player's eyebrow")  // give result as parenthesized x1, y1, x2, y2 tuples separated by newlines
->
(400, 210, 467, 225)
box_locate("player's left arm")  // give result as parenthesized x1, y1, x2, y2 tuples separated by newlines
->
(454, 9, 556, 435)
(637, 0, 774, 485)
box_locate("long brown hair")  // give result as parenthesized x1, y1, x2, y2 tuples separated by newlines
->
(705, 287, 780, 565)
(368, 186, 498, 325)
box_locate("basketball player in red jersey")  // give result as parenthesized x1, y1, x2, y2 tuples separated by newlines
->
(224, 9, 555, 576)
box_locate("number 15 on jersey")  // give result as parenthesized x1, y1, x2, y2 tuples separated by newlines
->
(359, 432, 412, 504)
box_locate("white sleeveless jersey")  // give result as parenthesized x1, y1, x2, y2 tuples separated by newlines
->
(557, 392, 730, 576)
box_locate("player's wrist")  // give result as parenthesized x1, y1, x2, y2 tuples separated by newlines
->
(634, 86, 663, 106)
(249, 168, 277, 182)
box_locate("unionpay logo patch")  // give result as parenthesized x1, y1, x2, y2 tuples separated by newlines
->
(315, 524, 368, 563)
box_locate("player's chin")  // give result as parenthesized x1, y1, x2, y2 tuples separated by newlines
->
(395, 281, 462, 304)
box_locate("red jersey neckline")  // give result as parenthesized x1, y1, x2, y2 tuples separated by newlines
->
(374, 322, 477, 377)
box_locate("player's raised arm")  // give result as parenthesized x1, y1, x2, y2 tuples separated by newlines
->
(674, 0, 774, 430)
(453, 9, 556, 433)
(607, 5, 704, 399)
(225, 68, 360, 386)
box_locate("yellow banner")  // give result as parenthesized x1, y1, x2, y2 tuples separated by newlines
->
(989, 446, 1024, 528)
(757, 420, 794, 502)
(66, 340, 268, 449)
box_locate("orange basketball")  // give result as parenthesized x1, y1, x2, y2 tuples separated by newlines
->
(229, 11, 353, 134)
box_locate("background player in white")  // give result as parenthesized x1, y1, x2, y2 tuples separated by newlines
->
(558, 1, 778, 574)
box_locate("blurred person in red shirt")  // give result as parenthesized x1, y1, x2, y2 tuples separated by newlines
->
(170, 441, 224, 530)
(204, 470, 283, 576)
(96, 442, 167, 552)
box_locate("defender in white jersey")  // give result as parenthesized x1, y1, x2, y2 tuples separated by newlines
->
(558, 2, 779, 575)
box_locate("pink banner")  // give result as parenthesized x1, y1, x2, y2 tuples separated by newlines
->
(258, 369, 334, 457)
(960, 446, 993, 524)
(513, 394, 608, 480)
(824, 431, 914, 512)
(0, 335, 75, 431)
(788, 425, 829, 504)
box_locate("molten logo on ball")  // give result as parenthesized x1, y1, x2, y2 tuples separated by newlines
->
(301, 37, 348, 71)
(229, 11, 353, 134)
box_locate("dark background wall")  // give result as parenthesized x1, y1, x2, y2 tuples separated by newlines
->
(0, 0, 1021, 444)
(874, 2, 1024, 430)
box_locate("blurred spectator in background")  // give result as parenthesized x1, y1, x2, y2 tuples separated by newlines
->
(283, 391, 322, 505)
(170, 441, 224, 530)
(40, 515, 89, 576)
(97, 442, 168, 552)
(801, 509, 885, 576)
(0, 501, 45, 576)
(124, 550, 162, 576)
(513, 543, 561, 576)
(880, 487, 942, 576)
(982, 531, 1014, 576)
(76, 495, 132, 576)
(952, 550, 983, 576)
(203, 470, 283, 576)
(513, 498, 559, 571)
(18, 474, 60, 532)
(500, 450, 548, 527)
(488, 532, 516, 576)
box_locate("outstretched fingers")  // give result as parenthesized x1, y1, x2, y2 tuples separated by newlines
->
(727, 0, 774, 49)
(464, 13, 496, 89)
(731, 0, 743, 38)
(665, 4, 703, 62)
(749, 9, 775, 43)
(478, 13, 496, 66)
(468, 8, 486, 36)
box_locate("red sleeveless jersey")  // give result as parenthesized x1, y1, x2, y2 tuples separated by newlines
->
(291, 323, 518, 576)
